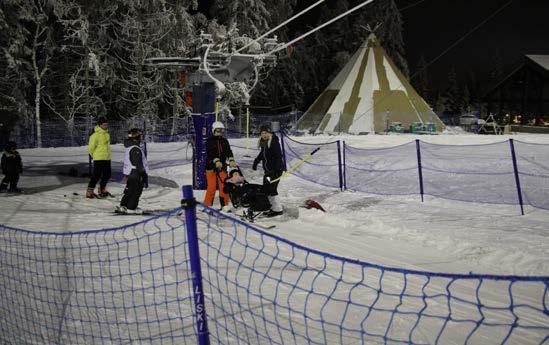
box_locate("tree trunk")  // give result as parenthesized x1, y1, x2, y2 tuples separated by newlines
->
(171, 77, 178, 136)
(35, 79, 42, 148)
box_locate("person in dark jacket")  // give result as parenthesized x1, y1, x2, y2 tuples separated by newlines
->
(252, 125, 285, 217)
(0, 141, 23, 193)
(204, 121, 237, 210)
(116, 128, 149, 214)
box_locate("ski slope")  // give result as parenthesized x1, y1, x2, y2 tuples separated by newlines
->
(1, 132, 548, 277)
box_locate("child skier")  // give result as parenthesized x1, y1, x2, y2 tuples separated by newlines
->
(116, 128, 148, 214)
(0, 141, 23, 193)
(204, 121, 238, 211)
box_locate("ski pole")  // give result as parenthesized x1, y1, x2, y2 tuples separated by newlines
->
(268, 147, 320, 184)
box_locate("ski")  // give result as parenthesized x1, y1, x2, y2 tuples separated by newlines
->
(112, 208, 174, 216)
(237, 213, 276, 230)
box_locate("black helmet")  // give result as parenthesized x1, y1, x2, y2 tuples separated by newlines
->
(127, 128, 143, 139)
(6, 141, 17, 151)
(259, 124, 271, 133)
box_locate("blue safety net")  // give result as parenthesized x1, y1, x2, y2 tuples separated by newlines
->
(281, 135, 342, 189)
(420, 141, 518, 204)
(0, 210, 199, 344)
(1, 205, 548, 344)
(198, 208, 549, 344)
(345, 142, 420, 195)
(513, 140, 549, 210)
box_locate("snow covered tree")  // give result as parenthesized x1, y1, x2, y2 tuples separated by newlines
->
(0, 2, 31, 133)
(413, 55, 431, 106)
(488, 48, 504, 84)
(209, 0, 270, 38)
(371, 0, 409, 78)
(6, 0, 58, 147)
(444, 65, 461, 115)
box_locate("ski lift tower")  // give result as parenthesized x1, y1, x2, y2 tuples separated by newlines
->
(145, 32, 279, 189)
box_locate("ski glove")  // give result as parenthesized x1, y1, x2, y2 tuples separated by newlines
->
(252, 158, 259, 171)
(142, 173, 148, 188)
(229, 158, 237, 168)
(215, 160, 223, 170)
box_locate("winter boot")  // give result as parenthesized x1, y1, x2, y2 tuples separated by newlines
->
(115, 205, 127, 214)
(0, 182, 7, 193)
(86, 188, 98, 199)
(98, 186, 112, 198)
(263, 209, 283, 218)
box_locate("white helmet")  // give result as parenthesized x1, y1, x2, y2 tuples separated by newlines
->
(212, 121, 225, 131)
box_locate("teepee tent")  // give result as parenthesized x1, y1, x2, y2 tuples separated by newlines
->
(297, 33, 445, 134)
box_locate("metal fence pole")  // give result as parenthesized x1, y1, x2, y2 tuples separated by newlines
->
(509, 139, 525, 215)
(280, 130, 287, 171)
(142, 117, 148, 188)
(337, 140, 343, 191)
(88, 116, 93, 177)
(342, 141, 347, 190)
(415, 139, 424, 202)
(181, 185, 210, 345)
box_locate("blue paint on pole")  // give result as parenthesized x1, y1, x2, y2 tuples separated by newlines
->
(337, 140, 343, 191)
(416, 139, 424, 202)
(192, 113, 214, 189)
(182, 185, 210, 345)
(509, 139, 525, 215)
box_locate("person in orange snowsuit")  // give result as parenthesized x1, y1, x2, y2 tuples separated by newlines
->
(203, 121, 237, 211)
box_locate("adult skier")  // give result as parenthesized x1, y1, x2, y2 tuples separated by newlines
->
(0, 141, 23, 193)
(116, 128, 149, 214)
(87, 117, 112, 198)
(204, 121, 237, 211)
(252, 125, 284, 217)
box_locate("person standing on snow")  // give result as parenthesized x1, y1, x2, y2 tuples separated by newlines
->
(87, 117, 112, 198)
(252, 125, 284, 217)
(204, 121, 237, 211)
(0, 140, 23, 193)
(116, 128, 149, 214)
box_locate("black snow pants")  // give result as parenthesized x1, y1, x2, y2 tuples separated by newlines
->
(120, 171, 145, 210)
(88, 160, 112, 189)
(0, 172, 19, 191)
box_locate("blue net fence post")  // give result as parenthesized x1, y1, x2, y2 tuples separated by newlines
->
(182, 185, 211, 345)
(280, 130, 287, 170)
(416, 139, 425, 202)
(509, 139, 525, 215)
(337, 140, 343, 191)
(143, 116, 149, 188)
(88, 115, 93, 177)
(342, 141, 347, 190)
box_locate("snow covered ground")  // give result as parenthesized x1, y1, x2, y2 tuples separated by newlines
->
(2, 131, 549, 344)
(2, 131, 548, 277)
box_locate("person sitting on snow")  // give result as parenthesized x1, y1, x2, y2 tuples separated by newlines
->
(0, 140, 23, 193)
(116, 128, 149, 214)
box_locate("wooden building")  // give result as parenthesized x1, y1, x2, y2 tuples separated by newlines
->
(483, 55, 549, 127)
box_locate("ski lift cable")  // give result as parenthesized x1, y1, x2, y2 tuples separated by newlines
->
(234, 0, 326, 54)
(264, 0, 376, 57)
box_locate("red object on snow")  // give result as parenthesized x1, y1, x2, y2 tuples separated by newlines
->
(304, 199, 326, 212)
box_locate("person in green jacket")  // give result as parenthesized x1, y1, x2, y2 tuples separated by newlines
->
(87, 117, 112, 198)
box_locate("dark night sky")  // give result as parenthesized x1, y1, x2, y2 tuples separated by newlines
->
(400, 0, 549, 90)
(201, 0, 549, 93)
